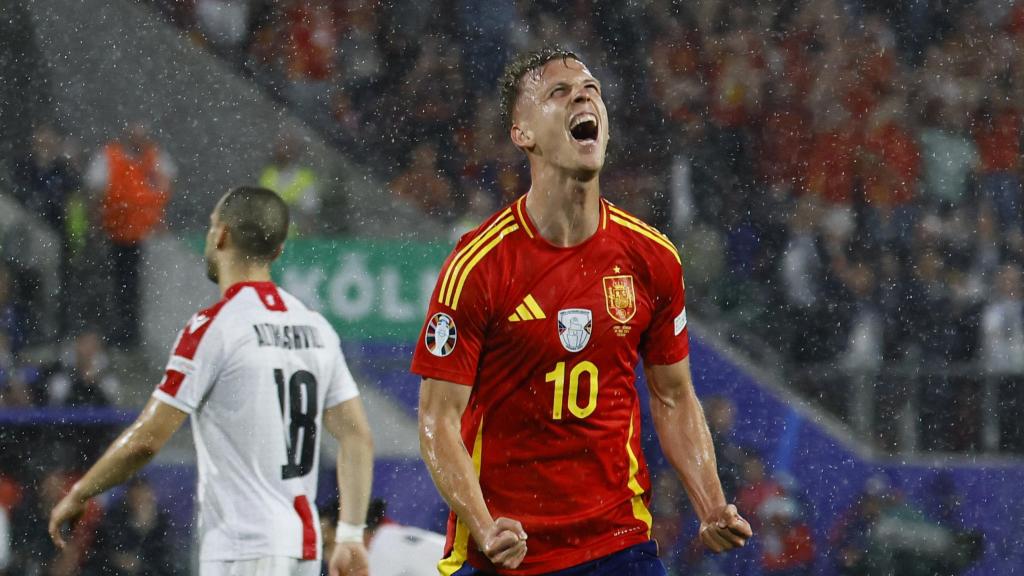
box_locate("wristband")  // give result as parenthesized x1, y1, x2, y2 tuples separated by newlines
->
(334, 521, 366, 544)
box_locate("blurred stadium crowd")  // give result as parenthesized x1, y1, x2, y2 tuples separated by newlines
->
(149, 0, 1024, 453)
(0, 0, 1019, 574)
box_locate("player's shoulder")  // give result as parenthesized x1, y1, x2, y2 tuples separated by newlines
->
(451, 198, 525, 250)
(437, 197, 527, 311)
(603, 199, 681, 265)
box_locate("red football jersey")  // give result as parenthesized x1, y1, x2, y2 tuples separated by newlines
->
(411, 195, 689, 575)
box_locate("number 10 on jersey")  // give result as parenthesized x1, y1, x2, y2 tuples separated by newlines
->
(545, 361, 599, 420)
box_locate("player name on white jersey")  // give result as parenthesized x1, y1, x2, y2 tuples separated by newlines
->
(252, 323, 325, 350)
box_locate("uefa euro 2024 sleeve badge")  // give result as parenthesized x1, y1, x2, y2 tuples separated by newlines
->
(557, 309, 592, 352)
(425, 313, 457, 357)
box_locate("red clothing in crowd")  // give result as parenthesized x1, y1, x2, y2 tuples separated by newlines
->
(974, 108, 1022, 173)
(762, 523, 815, 572)
(804, 127, 861, 204)
(100, 144, 170, 245)
(863, 121, 920, 206)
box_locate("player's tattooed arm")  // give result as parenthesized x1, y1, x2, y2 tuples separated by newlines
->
(419, 378, 528, 569)
(49, 398, 187, 548)
(645, 358, 752, 553)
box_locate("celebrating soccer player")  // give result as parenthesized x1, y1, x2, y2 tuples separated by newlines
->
(413, 48, 753, 575)
(49, 187, 375, 576)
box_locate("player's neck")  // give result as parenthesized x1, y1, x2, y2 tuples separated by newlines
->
(217, 260, 273, 296)
(524, 170, 600, 247)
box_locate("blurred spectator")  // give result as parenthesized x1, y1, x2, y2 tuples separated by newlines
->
(194, 0, 251, 59)
(258, 131, 321, 234)
(918, 99, 979, 210)
(735, 451, 784, 529)
(281, 0, 338, 122)
(703, 395, 746, 499)
(390, 143, 455, 218)
(86, 477, 174, 576)
(979, 263, 1024, 452)
(8, 468, 102, 575)
(12, 125, 81, 240)
(833, 474, 984, 576)
(44, 330, 121, 407)
(973, 95, 1023, 232)
(12, 125, 81, 336)
(85, 122, 175, 349)
(758, 495, 814, 576)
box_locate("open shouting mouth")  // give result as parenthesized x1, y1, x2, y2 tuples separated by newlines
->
(569, 112, 599, 144)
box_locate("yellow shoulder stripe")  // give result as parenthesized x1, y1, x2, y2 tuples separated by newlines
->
(609, 214, 681, 263)
(515, 196, 534, 238)
(439, 210, 514, 306)
(447, 224, 519, 310)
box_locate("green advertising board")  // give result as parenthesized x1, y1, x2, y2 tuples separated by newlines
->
(268, 239, 452, 341)
(274, 236, 450, 338)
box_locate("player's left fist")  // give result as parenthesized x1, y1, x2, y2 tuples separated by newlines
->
(329, 541, 369, 576)
(48, 492, 87, 549)
(699, 504, 752, 553)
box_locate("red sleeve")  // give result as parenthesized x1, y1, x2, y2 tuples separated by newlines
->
(640, 253, 690, 365)
(410, 237, 491, 386)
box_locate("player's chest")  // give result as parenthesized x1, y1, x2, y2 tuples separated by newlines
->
(488, 252, 652, 356)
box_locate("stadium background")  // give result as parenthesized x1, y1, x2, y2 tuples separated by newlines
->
(1, 0, 1023, 574)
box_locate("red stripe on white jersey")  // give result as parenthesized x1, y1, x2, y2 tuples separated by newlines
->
(293, 495, 318, 560)
(173, 299, 229, 360)
(158, 370, 186, 397)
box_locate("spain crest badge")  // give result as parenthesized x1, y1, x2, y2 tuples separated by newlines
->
(603, 275, 636, 323)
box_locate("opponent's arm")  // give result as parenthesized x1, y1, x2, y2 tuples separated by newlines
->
(48, 398, 187, 548)
(323, 396, 374, 576)
(645, 358, 752, 552)
(419, 378, 527, 569)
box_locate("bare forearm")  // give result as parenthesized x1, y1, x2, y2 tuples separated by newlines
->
(337, 430, 374, 527)
(419, 421, 492, 539)
(651, 390, 726, 522)
(69, 428, 157, 502)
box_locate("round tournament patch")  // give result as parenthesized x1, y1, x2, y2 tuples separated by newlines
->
(425, 313, 457, 357)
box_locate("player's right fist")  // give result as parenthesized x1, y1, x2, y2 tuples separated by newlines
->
(482, 517, 528, 569)
(699, 503, 752, 553)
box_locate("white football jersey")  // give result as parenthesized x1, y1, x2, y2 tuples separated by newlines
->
(152, 282, 359, 562)
(367, 524, 447, 576)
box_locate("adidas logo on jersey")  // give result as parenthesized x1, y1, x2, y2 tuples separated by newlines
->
(508, 294, 546, 322)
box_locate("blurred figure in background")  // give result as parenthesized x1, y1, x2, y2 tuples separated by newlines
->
(258, 131, 321, 234)
(12, 125, 81, 336)
(85, 123, 176, 349)
(44, 330, 120, 407)
(9, 468, 102, 576)
(979, 262, 1024, 452)
(86, 477, 174, 576)
(758, 495, 814, 576)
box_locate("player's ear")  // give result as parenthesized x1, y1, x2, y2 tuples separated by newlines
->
(215, 224, 230, 250)
(511, 122, 534, 150)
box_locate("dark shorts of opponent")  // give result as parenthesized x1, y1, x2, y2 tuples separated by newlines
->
(449, 541, 666, 576)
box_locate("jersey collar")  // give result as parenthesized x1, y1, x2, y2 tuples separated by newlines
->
(224, 281, 278, 300)
(513, 194, 610, 245)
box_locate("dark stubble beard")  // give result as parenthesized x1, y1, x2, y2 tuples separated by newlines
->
(205, 256, 219, 284)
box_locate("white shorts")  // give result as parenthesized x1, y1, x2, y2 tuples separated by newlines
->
(200, 556, 321, 576)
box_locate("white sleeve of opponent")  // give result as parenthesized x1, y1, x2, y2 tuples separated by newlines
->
(152, 320, 226, 414)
